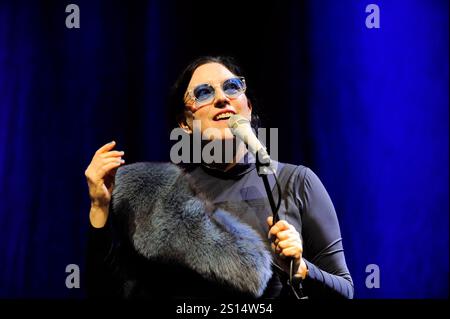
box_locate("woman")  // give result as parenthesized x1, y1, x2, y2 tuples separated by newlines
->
(85, 56, 354, 299)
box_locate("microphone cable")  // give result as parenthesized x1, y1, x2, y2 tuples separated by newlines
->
(271, 173, 307, 299)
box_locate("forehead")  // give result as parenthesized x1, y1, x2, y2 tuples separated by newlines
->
(188, 63, 236, 88)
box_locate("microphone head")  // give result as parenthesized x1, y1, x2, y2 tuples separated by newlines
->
(228, 114, 251, 130)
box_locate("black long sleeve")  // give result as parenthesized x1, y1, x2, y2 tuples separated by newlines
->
(297, 167, 354, 298)
(183, 160, 354, 299)
(85, 160, 354, 299)
(85, 218, 125, 298)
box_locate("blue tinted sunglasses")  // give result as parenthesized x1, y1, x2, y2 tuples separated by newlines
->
(185, 77, 246, 109)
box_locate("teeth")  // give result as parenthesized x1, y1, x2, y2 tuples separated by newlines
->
(215, 112, 234, 120)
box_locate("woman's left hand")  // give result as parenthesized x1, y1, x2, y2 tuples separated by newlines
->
(267, 216, 308, 279)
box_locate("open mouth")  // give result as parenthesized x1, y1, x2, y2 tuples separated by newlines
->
(213, 111, 236, 121)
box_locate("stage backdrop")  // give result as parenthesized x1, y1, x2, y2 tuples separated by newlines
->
(0, 0, 448, 298)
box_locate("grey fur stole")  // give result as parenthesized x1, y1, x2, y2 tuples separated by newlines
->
(111, 162, 272, 297)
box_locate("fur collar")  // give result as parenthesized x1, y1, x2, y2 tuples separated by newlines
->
(111, 162, 272, 297)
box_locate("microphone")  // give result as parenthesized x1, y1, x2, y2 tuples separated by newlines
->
(228, 114, 275, 174)
(228, 114, 307, 299)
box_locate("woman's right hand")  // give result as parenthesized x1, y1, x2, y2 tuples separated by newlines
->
(85, 141, 125, 227)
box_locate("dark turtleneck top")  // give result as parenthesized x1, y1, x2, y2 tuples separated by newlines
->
(87, 157, 354, 299)
(181, 158, 354, 299)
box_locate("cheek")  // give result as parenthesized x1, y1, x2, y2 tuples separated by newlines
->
(192, 109, 214, 128)
(235, 97, 252, 116)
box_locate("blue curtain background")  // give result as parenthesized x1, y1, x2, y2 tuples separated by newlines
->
(0, 0, 448, 298)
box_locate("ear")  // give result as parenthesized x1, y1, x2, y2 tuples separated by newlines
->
(178, 110, 194, 134)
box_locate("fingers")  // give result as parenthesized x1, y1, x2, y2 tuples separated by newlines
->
(272, 236, 302, 251)
(268, 220, 293, 238)
(268, 218, 303, 260)
(277, 238, 301, 250)
(267, 216, 290, 229)
(86, 141, 125, 182)
(280, 246, 302, 259)
(275, 229, 295, 241)
(99, 150, 125, 158)
(85, 141, 125, 208)
(271, 242, 302, 258)
(101, 156, 125, 164)
(89, 154, 125, 172)
(101, 161, 123, 174)
(97, 158, 125, 174)
(96, 141, 117, 155)
(271, 239, 303, 259)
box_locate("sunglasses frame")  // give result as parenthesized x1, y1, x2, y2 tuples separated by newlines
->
(185, 76, 247, 109)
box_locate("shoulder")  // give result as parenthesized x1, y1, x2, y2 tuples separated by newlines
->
(114, 162, 186, 188)
(274, 161, 325, 192)
(115, 162, 180, 181)
(275, 161, 310, 182)
(112, 162, 183, 202)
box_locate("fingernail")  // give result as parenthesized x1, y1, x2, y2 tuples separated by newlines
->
(109, 141, 115, 144)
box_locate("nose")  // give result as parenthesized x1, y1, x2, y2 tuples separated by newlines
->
(213, 87, 230, 108)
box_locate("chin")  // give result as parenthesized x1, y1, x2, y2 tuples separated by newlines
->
(201, 125, 234, 140)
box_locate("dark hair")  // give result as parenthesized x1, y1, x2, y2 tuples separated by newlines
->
(167, 56, 260, 132)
